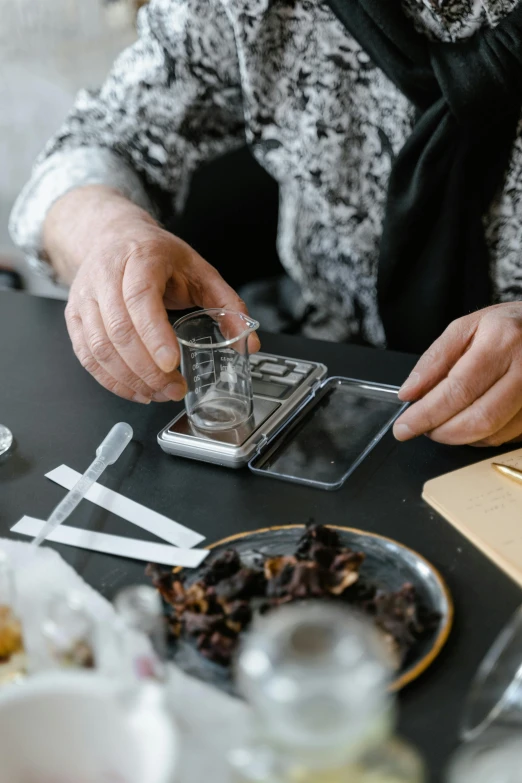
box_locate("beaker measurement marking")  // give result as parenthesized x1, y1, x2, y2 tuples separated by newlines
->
(190, 337, 217, 387)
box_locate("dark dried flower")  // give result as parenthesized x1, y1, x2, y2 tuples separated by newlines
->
(283, 561, 325, 599)
(221, 600, 252, 626)
(266, 560, 297, 599)
(308, 542, 336, 568)
(264, 555, 297, 580)
(147, 526, 437, 674)
(145, 564, 177, 603)
(214, 567, 266, 601)
(201, 550, 241, 586)
(182, 611, 224, 637)
(181, 583, 210, 614)
(327, 551, 365, 595)
(198, 631, 237, 665)
(368, 583, 425, 665)
(171, 580, 187, 604)
(168, 617, 182, 638)
(295, 523, 341, 559)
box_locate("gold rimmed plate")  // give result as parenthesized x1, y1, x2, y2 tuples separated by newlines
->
(167, 525, 453, 695)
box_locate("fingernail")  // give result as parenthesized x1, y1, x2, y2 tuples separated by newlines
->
(400, 371, 420, 394)
(393, 422, 414, 441)
(164, 382, 186, 401)
(154, 346, 177, 373)
(152, 392, 170, 402)
(133, 393, 151, 404)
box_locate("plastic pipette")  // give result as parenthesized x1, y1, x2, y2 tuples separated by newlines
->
(32, 422, 134, 548)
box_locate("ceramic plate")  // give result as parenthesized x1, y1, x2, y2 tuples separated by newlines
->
(167, 525, 453, 694)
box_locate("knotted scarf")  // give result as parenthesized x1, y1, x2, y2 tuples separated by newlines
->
(325, 0, 522, 351)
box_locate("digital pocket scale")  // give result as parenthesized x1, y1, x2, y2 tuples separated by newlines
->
(158, 352, 407, 490)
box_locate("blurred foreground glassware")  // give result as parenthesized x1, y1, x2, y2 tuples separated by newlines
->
(42, 592, 96, 670)
(114, 585, 178, 783)
(114, 584, 167, 682)
(0, 425, 13, 456)
(461, 605, 522, 743)
(447, 728, 522, 783)
(228, 602, 424, 783)
(0, 551, 26, 685)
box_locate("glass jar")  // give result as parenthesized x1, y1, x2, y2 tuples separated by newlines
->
(229, 602, 424, 783)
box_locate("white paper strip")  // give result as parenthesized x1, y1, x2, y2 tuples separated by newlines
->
(11, 517, 209, 568)
(46, 465, 204, 549)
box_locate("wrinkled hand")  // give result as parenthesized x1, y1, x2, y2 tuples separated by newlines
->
(393, 303, 522, 447)
(44, 186, 259, 403)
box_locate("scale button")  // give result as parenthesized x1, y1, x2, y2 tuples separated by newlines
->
(286, 361, 312, 374)
(252, 379, 288, 399)
(275, 372, 303, 386)
(260, 363, 287, 376)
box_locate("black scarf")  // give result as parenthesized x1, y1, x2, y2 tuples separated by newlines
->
(325, 0, 522, 352)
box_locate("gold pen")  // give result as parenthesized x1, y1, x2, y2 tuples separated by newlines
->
(492, 462, 522, 485)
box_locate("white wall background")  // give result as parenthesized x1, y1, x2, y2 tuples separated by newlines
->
(0, 0, 137, 296)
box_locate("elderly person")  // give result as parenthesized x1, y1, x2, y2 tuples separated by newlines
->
(10, 0, 522, 447)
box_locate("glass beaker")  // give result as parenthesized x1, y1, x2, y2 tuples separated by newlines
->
(174, 309, 259, 432)
(461, 605, 522, 742)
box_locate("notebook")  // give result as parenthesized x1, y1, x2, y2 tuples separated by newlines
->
(422, 448, 522, 588)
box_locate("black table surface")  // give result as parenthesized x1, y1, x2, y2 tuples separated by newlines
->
(2, 290, 521, 780)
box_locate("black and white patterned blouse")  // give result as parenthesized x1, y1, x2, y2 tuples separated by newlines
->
(9, 0, 522, 345)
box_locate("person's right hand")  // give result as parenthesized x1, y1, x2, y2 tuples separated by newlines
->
(43, 185, 259, 403)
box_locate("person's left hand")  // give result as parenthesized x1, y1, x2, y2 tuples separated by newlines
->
(393, 303, 522, 447)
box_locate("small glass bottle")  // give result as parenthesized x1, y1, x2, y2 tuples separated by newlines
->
(114, 585, 178, 783)
(0, 550, 27, 684)
(41, 591, 96, 670)
(228, 602, 424, 783)
(114, 584, 167, 682)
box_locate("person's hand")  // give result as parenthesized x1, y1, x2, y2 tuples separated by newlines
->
(44, 185, 260, 403)
(393, 303, 522, 447)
